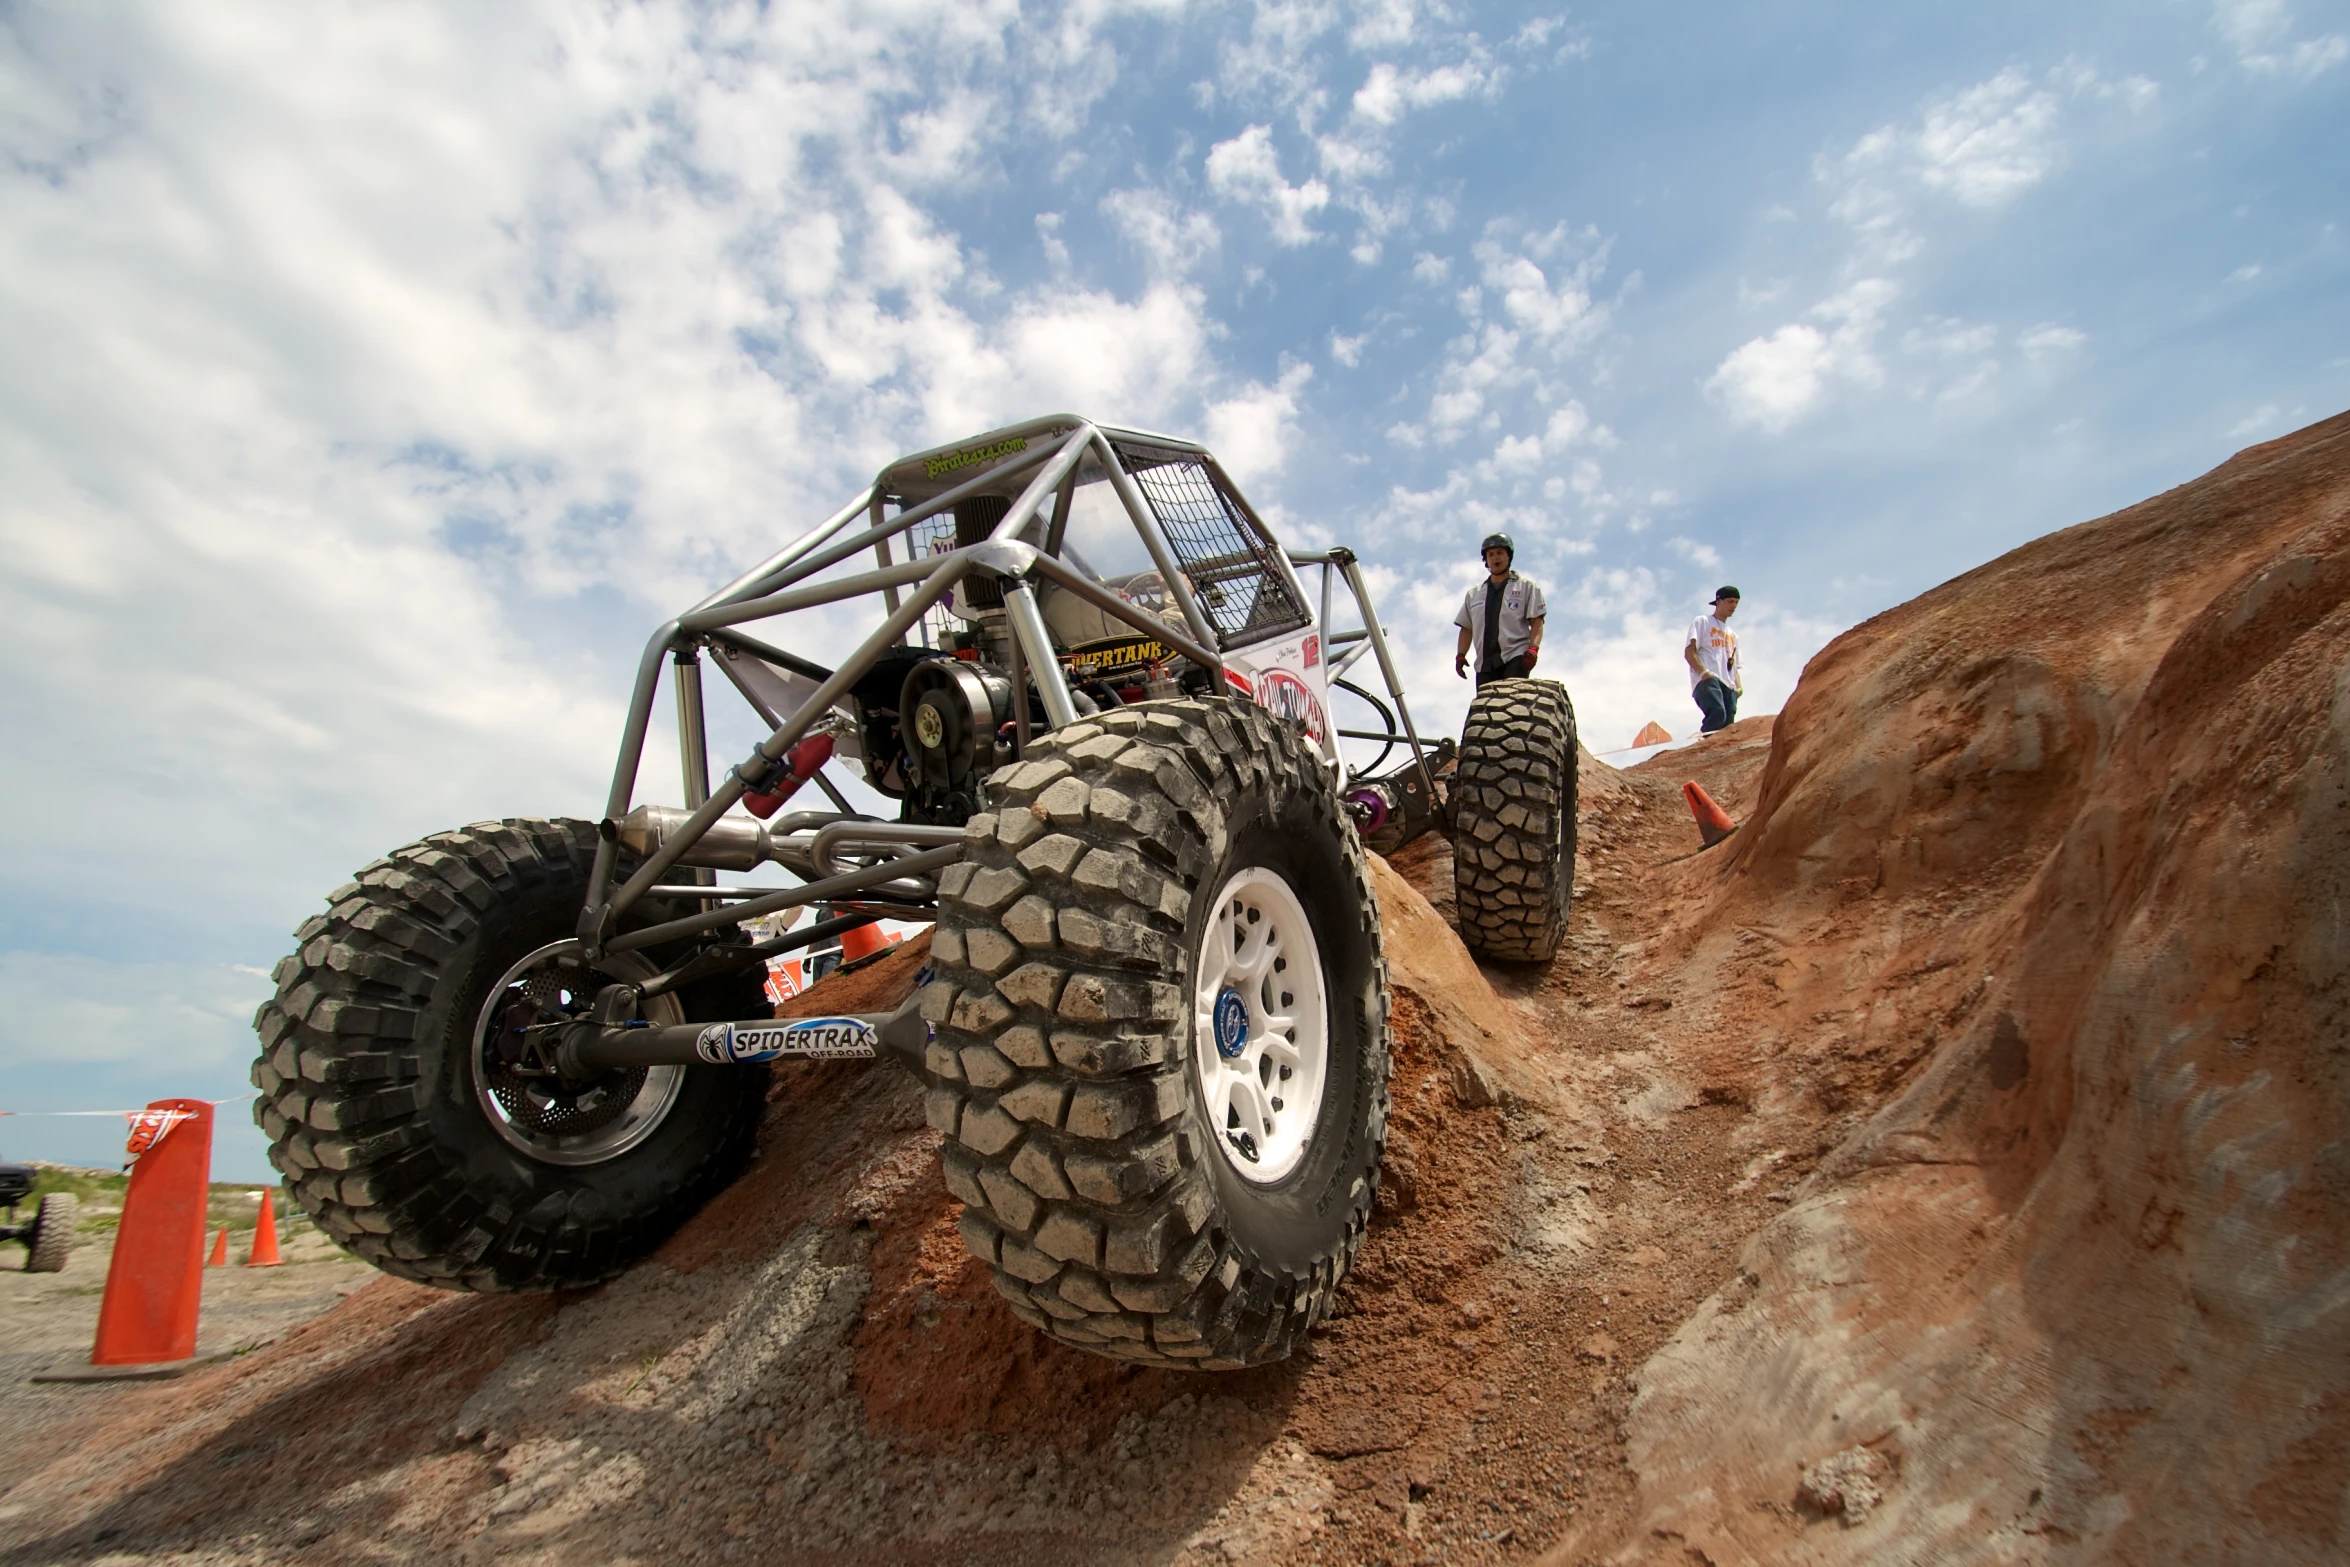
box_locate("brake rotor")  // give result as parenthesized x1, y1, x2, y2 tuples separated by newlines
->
(480, 959, 647, 1139)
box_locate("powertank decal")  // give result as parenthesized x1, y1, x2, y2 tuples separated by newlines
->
(694, 1018, 878, 1064)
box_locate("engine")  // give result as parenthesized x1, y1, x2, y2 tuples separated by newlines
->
(896, 657, 1015, 825)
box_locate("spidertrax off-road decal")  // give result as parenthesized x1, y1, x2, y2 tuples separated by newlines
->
(695, 1017, 878, 1064)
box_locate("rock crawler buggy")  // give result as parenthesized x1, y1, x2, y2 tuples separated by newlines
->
(0, 1160, 77, 1273)
(253, 415, 1577, 1367)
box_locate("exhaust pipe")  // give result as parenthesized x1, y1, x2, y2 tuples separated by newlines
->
(613, 805, 780, 872)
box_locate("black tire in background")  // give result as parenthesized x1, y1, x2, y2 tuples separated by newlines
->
(250, 819, 770, 1292)
(1452, 677, 1578, 963)
(922, 698, 1391, 1368)
(24, 1192, 75, 1273)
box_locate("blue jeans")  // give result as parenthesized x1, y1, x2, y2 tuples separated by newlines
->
(1694, 676, 1738, 734)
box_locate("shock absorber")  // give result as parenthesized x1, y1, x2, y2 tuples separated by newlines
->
(744, 732, 836, 819)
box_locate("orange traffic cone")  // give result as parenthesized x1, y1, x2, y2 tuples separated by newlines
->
(1632, 720, 1673, 748)
(246, 1189, 284, 1268)
(207, 1226, 230, 1267)
(92, 1099, 214, 1366)
(1683, 781, 1738, 848)
(838, 921, 890, 963)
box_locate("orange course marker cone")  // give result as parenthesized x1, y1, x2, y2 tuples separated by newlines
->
(838, 921, 891, 963)
(207, 1226, 230, 1267)
(1632, 720, 1673, 748)
(92, 1098, 214, 1366)
(246, 1189, 284, 1268)
(1683, 781, 1738, 848)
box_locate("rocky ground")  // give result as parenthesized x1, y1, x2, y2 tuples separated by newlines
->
(2, 412, 2342, 1565)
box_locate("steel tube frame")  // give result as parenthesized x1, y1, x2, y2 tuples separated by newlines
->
(682, 553, 952, 631)
(1334, 553, 1440, 801)
(739, 441, 1061, 606)
(1023, 553, 1225, 672)
(987, 426, 1095, 542)
(673, 648, 715, 899)
(587, 558, 961, 946)
(689, 486, 876, 617)
(1003, 581, 1079, 727)
(579, 422, 1434, 1013)
(603, 845, 962, 955)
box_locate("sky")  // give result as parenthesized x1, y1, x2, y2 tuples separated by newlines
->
(3, 0, 2345, 1181)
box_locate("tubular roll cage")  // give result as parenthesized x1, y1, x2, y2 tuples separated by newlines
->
(574, 415, 1438, 993)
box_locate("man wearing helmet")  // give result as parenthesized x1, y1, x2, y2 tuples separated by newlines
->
(1453, 532, 1546, 687)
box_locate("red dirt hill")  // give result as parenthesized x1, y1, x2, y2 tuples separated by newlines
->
(0, 413, 2342, 1566)
(1555, 409, 2350, 1563)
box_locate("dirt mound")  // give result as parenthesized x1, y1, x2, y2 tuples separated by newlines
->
(4, 414, 2342, 1565)
(1550, 410, 2350, 1563)
(0, 865, 1583, 1566)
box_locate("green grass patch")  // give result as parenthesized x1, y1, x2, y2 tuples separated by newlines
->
(15, 1165, 320, 1240)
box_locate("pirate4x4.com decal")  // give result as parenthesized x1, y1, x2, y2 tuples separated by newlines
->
(1225, 631, 1329, 752)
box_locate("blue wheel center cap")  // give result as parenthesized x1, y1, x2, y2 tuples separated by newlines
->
(1212, 989, 1250, 1060)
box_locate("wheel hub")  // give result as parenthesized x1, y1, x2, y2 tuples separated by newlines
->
(1191, 867, 1330, 1185)
(1212, 988, 1250, 1059)
(472, 940, 685, 1167)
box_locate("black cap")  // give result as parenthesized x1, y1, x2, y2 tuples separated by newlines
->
(1713, 585, 1740, 601)
(1482, 532, 1516, 558)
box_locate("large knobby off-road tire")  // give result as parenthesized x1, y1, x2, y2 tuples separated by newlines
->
(24, 1193, 76, 1273)
(922, 698, 1391, 1368)
(251, 819, 769, 1291)
(1452, 677, 1578, 963)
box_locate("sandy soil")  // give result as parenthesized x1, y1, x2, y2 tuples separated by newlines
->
(0, 1214, 376, 1517)
(2, 411, 2341, 1565)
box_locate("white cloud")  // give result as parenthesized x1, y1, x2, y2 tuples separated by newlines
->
(1545, 401, 1593, 447)
(1669, 536, 1723, 571)
(2212, 0, 2350, 80)
(1101, 187, 1221, 277)
(0, 952, 271, 1068)
(2227, 402, 2297, 439)
(1708, 280, 1897, 432)
(2228, 261, 2265, 282)
(1473, 223, 1610, 345)
(1351, 59, 1493, 126)
(1204, 360, 1315, 484)
(2017, 323, 2087, 356)
(1825, 69, 2063, 269)
(1036, 211, 1070, 271)
(0, 0, 1275, 1031)
(1330, 331, 1365, 367)
(1493, 433, 1544, 470)
(1402, 223, 1614, 440)
(1904, 317, 1999, 356)
(1910, 70, 2066, 204)
(1205, 123, 1331, 246)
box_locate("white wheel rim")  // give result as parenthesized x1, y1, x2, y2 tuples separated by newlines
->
(1193, 866, 1329, 1184)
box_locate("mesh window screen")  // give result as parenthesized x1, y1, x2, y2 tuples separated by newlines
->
(902, 511, 961, 649)
(1115, 449, 1310, 646)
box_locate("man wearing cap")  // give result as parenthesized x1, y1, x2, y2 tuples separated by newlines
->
(1684, 586, 1744, 734)
(1453, 532, 1546, 687)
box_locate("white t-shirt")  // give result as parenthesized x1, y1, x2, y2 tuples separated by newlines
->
(1687, 613, 1741, 692)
